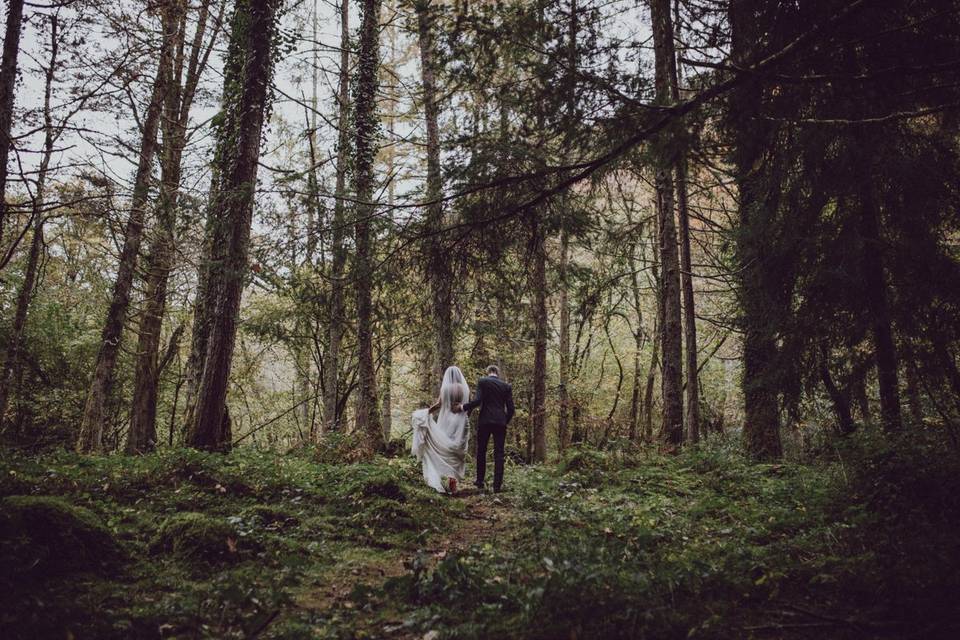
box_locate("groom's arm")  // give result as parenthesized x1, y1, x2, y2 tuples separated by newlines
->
(462, 380, 483, 413)
(505, 385, 515, 424)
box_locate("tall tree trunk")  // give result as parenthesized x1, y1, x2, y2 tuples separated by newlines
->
(0, 16, 55, 426)
(530, 214, 548, 463)
(557, 0, 576, 453)
(77, 11, 175, 453)
(676, 157, 700, 443)
(323, 0, 350, 433)
(730, 0, 782, 460)
(650, 0, 683, 451)
(128, 0, 211, 454)
(643, 213, 663, 444)
(528, 0, 549, 464)
(416, 0, 454, 379)
(352, 0, 383, 452)
(186, 0, 281, 450)
(0, 0, 24, 249)
(627, 237, 644, 442)
(663, 1, 700, 444)
(558, 224, 571, 451)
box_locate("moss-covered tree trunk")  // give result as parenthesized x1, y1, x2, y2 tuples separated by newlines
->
(352, 0, 383, 452)
(323, 0, 350, 434)
(0, 0, 24, 249)
(186, 0, 281, 451)
(77, 11, 175, 453)
(729, 0, 782, 460)
(650, 0, 684, 451)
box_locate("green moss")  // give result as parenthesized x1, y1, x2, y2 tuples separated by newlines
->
(244, 503, 299, 525)
(149, 512, 244, 563)
(0, 495, 121, 579)
(558, 445, 612, 477)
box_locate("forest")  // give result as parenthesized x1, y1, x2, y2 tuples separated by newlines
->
(1, 0, 959, 637)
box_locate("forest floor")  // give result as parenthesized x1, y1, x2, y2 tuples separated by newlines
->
(295, 487, 516, 638)
(1, 431, 959, 639)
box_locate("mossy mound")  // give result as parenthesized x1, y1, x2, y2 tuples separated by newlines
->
(559, 446, 612, 476)
(149, 512, 243, 563)
(0, 495, 121, 579)
(343, 468, 408, 502)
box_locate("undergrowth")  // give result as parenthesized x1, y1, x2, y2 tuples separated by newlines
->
(1, 431, 957, 639)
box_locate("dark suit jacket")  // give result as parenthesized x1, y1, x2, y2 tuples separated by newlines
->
(463, 375, 515, 427)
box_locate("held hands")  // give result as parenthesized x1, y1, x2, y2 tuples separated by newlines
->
(453, 403, 463, 414)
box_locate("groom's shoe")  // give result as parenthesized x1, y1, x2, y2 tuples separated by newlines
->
(474, 481, 485, 492)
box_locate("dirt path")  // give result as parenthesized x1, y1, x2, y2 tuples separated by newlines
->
(296, 489, 517, 622)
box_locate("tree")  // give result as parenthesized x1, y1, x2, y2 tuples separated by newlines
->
(649, 0, 684, 451)
(323, 0, 351, 434)
(77, 6, 178, 453)
(0, 0, 24, 249)
(415, 0, 454, 381)
(0, 14, 59, 427)
(186, 0, 282, 450)
(351, 0, 384, 452)
(728, 0, 783, 461)
(127, 0, 222, 454)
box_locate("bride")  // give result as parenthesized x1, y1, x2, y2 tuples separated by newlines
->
(411, 366, 470, 494)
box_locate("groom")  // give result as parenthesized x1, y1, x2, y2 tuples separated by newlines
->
(454, 365, 515, 493)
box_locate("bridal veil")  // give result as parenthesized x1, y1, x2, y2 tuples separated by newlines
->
(411, 366, 470, 493)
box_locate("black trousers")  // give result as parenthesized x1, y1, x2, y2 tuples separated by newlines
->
(476, 422, 506, 490)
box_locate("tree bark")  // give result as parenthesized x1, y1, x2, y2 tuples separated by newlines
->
(558, 224, 571, 451)
(352, 0, 383, 452)
(530, 214, 548, 463)
(730, 0, 782, 460)
(415, 0, 454, 381)
(557, 0, 576, 453)
(186, 0, 281, 450)
(0, 0, 24, 249)
(77, 10, 175, 453)
(650, 0, 683, 451)
(676, 157, 700, 443)
(643, 213, 663, 444)
(323, 0, 350, 434)
(627, 236, 644, 442)
(127, 0, 217, 453)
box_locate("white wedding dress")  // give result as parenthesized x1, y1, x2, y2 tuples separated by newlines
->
(411, 366, 470, 493)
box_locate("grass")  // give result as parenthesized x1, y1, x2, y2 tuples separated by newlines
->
(1, 431, 958, 639)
